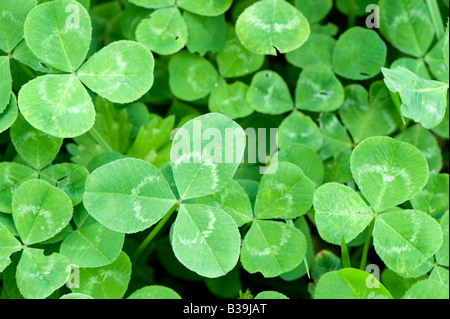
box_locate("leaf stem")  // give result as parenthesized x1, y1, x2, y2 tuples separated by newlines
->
(426, 0, 445, 39)
(341, 235, 351, 268)
(89, 127, 113, 152)
(348, 0, 356, 28)
(360, 218, 376, 270)
(132, 202, 180, 263)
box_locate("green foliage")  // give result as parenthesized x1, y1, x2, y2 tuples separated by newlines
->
(0, 0, 448, 302)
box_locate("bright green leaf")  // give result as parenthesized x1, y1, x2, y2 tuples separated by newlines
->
(136, 7, 187, 56)
(246, 70, 293, 115)
(16, 248, 70, 299)
(350, 136, 429, 212)
(235, 0, 310, 55)
(184, 11, 227, 56)
(171, 204, 241, 278)
(170, 113, 246, 200)
(254, 291, 289, 299)
(315, 268, 393, 299)
(240, 220, 307, 278)
(39, 163, 89, 206)
(12, 179, 73, 245)
(188, 179, 253, 227)
(333, 27, 387, 80)
(70, 251, 132, 299)
(278, 111, 323, 151)
(294, 0, 332, 24)
(402, 278, 449, 299)
(410, 174, 449, 218)
(435, 211, 449, 266)
(373, 210, 443, 274)
(382, 66, 449, 129)
(10, 114, 63, 170)
(379, 0, 434, 57)
(0, 223, 21, 272)
(0, 93, 18, 134)
(24, 0, 91, 72)
(0, 0, 36, 52)
(84, 158, 177, 233)
(254, 162, 314, 219)
(18, 74, 95, 138)
(0, 56, 12, 113)
(395, 124, 443, 173)
(168, 51, 219, 101)
(339, 82, 401, 144)
(60, 215, 124, 268)
(277, 144, 324, 188)
(314, 183, 374, 245)
(127, 285, 182, 299)
(295, 65, 344, 112)
(177, 0, 232, 17)
(78, 40, 155, 104)
(285, 33, 335, 70)
(208, 79, 253, 120)
(216, 26, 265, 78)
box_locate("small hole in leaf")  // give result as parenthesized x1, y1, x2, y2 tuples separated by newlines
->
(319, 91, 328, 96)
(360, 72, 369, 76)
(265, 73, 271, 78)
(175, 35, 179, 41)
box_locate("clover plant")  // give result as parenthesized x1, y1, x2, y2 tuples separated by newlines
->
(0, 0, 449, 301)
